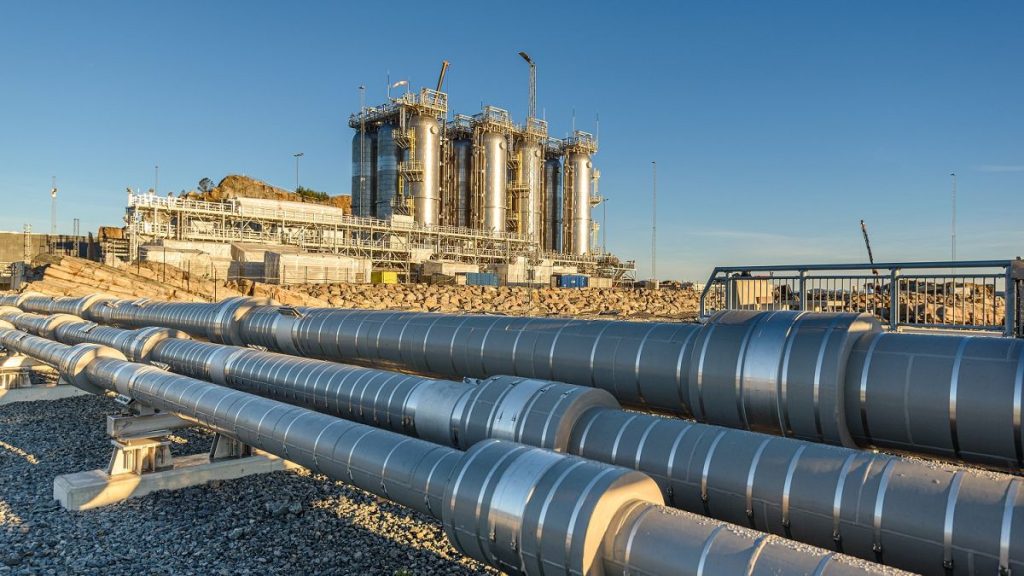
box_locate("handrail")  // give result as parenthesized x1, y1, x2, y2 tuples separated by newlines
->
(700, 260, 1021, 337)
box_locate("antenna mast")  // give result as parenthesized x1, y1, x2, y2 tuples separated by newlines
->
(50, 176, 57, 236)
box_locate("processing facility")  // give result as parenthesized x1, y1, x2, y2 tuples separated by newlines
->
(349, 87, 598, 256)
(123, 61, 634, 287)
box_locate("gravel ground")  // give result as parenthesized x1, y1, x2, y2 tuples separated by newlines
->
(0, 394, 495, 576)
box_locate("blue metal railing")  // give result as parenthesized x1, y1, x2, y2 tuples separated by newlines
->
(700, 260, 1023, 337)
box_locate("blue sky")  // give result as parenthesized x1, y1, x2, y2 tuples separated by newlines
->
(1, 1, 1021, 280)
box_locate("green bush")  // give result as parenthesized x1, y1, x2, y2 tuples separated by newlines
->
(295, 186, 329, 201)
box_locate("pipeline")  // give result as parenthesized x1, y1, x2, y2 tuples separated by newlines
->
(0, 325, 899, 576)
(7, 294, 1019, 472)
(4, 309, 1020, 576)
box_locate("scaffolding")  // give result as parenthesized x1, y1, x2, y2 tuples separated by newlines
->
(124, 193, 632, 282)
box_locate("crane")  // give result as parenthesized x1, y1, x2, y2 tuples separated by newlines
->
(518, 51, 536, 120)
(860, 219, 878, 276)
(433, 60, 449, 105)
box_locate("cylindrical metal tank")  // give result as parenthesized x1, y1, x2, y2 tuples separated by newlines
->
(409, 114, 440, 226)
(520, 141, 543, 242)
(452, 139, 472, 228)
(350, 130, 376, 217)
(544, 157, 562, 251)
(567, 151, 592, 255)
(481, 132, 507, 233)
(375, 123, 400, 220)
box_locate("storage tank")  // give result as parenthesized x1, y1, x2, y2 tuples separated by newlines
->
(544, 158, 562, 251)
(350, 130, 376, 217)
(567, 152, 592, 255)
(375, 123, 400, 220)
(453, 139, 472, 228)
(520, 141, 543, 242)
(482, 132, 507, 233)
(410, 114, 441, 226)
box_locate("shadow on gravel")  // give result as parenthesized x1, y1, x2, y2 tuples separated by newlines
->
(0, 394, 495, 576)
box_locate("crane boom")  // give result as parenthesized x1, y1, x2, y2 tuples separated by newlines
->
(434, 60, 449, 104)
(860, 219, 878, 275)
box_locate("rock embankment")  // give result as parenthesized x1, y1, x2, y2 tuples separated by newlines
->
(16, 256, 700, 320)
(20, 257, 239, 302)
(264, 281, 701, 319)
(18, 257, 327, 307)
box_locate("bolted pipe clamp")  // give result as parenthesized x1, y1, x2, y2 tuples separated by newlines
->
(123, 327, 190, 363)
(443, 440, 662, 576)
(59, 343, 126, 396)
(209, 297, 275, 346)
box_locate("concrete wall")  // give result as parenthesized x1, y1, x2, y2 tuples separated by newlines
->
(0, 232, 48, 263)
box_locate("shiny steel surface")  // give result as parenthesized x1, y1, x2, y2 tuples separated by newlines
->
(350, 130, 376, 217)
(452, 139, 472, 228)
(0, 326, 898, 576)
(410, 114, 441, 226)
(481, 132, 507, 233)
(16, 295, 1024, 473)
(12, 307, 1022, 575)
(571, 407, 1024, 575)
(602, 501, 885, 576)
(520, 140, 543, 241)
(567, 151, 592, 255)
(690, 311, 878, 447)
(543, 157, 562, 251)
(375, 123, 400, 220)
(846, 331, 1024, 470)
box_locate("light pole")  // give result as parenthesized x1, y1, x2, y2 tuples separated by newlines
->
(950, 172, 957, 266)
(50, 177, 57, 236)
(651, 161, 658, 289)
(359, 85, 366, 214)
(293, 152, 304, 191)
(389, 80, 408, 100)
(518, 51, 536, 121)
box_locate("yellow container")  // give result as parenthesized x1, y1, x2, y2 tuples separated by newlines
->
(371, 271, 399, 284)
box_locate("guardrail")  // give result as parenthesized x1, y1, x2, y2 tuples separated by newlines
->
(699, 260, 1024, 337)
(128, 193, 531, 243)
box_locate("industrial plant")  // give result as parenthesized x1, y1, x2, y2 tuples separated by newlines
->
(116, 60, 633, 289)
(348, 58, 597, 255)
(2, 50, 1022, 576)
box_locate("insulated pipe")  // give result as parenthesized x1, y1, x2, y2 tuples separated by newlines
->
(10, 311, 1022, 576)
(845, 331, 1024, 471)
(0, 328, 897, 576)
(8, 296, 1024, 472)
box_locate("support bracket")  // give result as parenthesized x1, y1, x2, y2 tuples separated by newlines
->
(106, 412, 191, 439)
(209, 433, 252, 460)
(107, 437, 174, 476)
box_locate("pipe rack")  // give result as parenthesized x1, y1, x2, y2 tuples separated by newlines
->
(8, 294, 1018, 471)
(2, 308, 1020, 575)
(0, 323, 898, 576)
